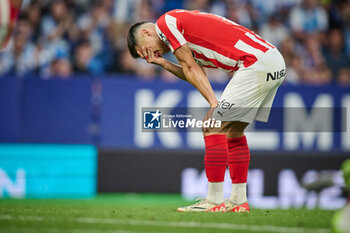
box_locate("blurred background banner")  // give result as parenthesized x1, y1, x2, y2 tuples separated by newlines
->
(0, 144, 97, 198)
(0, 77, 348, 151)
(98, 149, 347, 209)
(0, 0, 349, 85)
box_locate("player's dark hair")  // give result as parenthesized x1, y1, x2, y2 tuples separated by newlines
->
(127, 21, 150, 59)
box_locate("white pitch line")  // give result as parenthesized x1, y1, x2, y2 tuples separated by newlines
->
(0, 215, 331, 233)
(0, 226, 168, 233)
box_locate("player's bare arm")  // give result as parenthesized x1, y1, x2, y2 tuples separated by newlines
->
(138, 42, 217, 121)
(174, 44, 218, 108)
(138, 43, 217, 107)
(138, 46, 187, 81)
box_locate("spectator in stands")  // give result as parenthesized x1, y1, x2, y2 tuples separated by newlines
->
(249, 0, 284, 26)
(280, 37, 302, 84)
(260, 15, 290, 49)
(15, 16, 33, 43)
(322, 28, 350, 80)
(77, 1, 113, 55)
(46, 57, 72, 79)
(226, 1, 252, 28)
(113, 48, 137, 74)
(113, 0, 141, 23)
(303, 62, 332, 85)
(1, 0, 349, 86)
(73, 40, 104, 75)
(40, 0, 75, 43)
(0, 31, 37, 77)
(290, 33, 332, 85)
(328, 0, 349, 29)
(299, 34, 324, 69)
(338, 68, 350, 86)
(24, 2, 42, 42)
(186, 0, 210, 12)
(39, 0, 77, 71)
(289, 0, 329, 40)
(138, 0, 157, 21)
(341, 4, 350, 57)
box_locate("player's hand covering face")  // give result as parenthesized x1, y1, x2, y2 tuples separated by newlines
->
(138, 46, 166, 66)
(135, 26, 170, 63)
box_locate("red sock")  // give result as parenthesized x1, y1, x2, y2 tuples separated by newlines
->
(227, 136, 250, 183)
(204, 134, 228, 182)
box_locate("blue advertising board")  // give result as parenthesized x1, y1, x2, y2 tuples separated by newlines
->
(20, 78, 94, 144)
(0, 144, 97, 198)
(100, 77, 350, 151)
(0, 78, 19, 142)
(0, 78, 94, 144)
(0, 76, 348, 151)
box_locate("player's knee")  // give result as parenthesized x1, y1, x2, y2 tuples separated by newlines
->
(202, 121, 248, 137)
(202, 125, 221, 136)
(202, 122, 227, 136)
(202, 125, 210, 136)
(225, 121, 249, 138)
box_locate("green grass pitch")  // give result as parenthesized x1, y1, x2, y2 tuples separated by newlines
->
(0, 193, 335, 233)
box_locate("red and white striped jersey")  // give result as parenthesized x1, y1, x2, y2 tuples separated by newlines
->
(155, 10, 275, 72)
(0, 0, 21, 50)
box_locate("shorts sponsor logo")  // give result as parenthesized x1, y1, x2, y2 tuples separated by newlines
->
(266, 69, 285, 81)
(217, 99, 235, 110)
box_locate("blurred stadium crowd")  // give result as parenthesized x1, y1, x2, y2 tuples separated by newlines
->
(0, 0, 349, 85)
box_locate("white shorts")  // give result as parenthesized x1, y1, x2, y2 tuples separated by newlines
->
(212, 48, 286, 123)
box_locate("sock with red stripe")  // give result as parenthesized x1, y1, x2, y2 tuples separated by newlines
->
(204, 134, 228, 204)
(227, 135, 250, 204)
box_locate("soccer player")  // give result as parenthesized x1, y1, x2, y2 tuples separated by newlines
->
(127, 9, 286, 212)
(0, 0, 22, 50)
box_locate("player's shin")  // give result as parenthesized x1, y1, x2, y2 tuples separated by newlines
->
(204, 134, 228, 204)
(227, 136, 250, 205)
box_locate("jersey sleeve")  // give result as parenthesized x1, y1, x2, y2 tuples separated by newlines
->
(155, 13, 187, 52)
